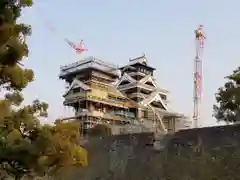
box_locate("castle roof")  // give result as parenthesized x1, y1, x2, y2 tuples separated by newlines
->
(119, 54, 156, 70)
(59, 56, 119, 79)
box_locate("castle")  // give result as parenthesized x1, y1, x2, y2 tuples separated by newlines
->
(59, 54, 190, 135)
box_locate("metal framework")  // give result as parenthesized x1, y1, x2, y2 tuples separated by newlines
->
(193, 25, 206, 128)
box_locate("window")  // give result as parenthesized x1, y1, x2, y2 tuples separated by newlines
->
(72, 87, 82, 93)
(119, 80, 130, 86)
(160, 94, 167, 100)
(145, 81, 154, 87)
(143, 110, 148, 118)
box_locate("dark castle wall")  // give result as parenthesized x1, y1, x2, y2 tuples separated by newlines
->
(162, 124, 240, 180)
(68, 124, 240, 180)
(167, 124, 240, 153)
(80, 133, 161, 180)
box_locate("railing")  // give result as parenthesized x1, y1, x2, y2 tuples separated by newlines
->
(91, 56, 118, 69)
(76, 110, 134, 122)
(63, 92, 135, 107)
(60, 59, 89, 71)
(59, 56, 119, 77)
(128, 71, 146, 77)
(60, 56, 118, 71)
(87, 95, 135, 108)
(118, 82, 156, 91)
(63, 96, 85, 105)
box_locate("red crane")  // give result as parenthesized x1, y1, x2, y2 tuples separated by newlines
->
(35, 7, 87, 56)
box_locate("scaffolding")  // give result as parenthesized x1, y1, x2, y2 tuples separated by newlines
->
(60, 56, 118, 74)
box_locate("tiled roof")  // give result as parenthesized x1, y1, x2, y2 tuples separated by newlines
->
(107, 86, 127, 98)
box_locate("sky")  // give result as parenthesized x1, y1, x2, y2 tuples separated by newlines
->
(19, 0, 239, 126)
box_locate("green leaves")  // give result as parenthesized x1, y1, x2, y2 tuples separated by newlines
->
(5, 92, 23, 106)
(0, 0, 88, 179)
(0, 96, 87, 179)
(0, 0, 33, 92)
(0, 65, 34, 90)
(213, 66, 240, 123)
(20, 0, 34, 7)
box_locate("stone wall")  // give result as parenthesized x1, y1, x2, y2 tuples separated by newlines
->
(76, 133, 163, 180)
(167, 124, 240, 153)
(68, 124, 240, 180)
(162, 124, 240, 180)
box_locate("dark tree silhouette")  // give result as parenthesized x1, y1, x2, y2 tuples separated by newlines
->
(213, 67, 240, 123)
(0, 1, 87, 179)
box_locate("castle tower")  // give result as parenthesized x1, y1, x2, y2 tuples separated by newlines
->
(116, 54, 190, 133)
(59, 56, 138, 134)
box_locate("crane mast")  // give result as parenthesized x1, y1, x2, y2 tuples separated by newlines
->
(193, 25, 206, 128)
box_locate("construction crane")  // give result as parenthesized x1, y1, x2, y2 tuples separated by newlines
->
(193, 25, 206, 128)
(34, 7, 88, 58)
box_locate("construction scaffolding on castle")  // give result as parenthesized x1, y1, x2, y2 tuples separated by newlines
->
(59, 55, 191, 136)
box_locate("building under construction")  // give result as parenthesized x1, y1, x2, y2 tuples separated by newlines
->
(59, 55, 190, 135)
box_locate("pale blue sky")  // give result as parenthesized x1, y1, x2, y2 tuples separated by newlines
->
(20, 0, 239, 126)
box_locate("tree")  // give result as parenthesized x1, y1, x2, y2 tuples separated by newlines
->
(42, 120, 88, 170)
(0, 1, 87, 179)
(213, 67, 240, 123)
(0, 0, 34, 90)
(39, 120, 88, 179)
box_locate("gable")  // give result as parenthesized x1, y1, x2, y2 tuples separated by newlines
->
(122, 65, 136, 72)
(128, 55, 148, 66)
(119, 80, 131, 86)
(150, 100, 166, 110)
(116, 73, 136, 87)
(64, 85, 86, 97)
(63, 79, 90, 96)
(145, 80, 154, 87)
(140, 91, 169, 111)
(140, 75, 158, 88)
(72, 83, 80, 89)
(71, 86, 86, 93)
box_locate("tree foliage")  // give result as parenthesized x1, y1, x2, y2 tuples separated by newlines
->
(0, 1, 87, 179)
(0, 0, 34, 91)
(213, 67, 240, 123)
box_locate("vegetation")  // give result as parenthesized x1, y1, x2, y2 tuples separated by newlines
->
(0, 0, 87, 179)
(213, 67, 240, 123)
